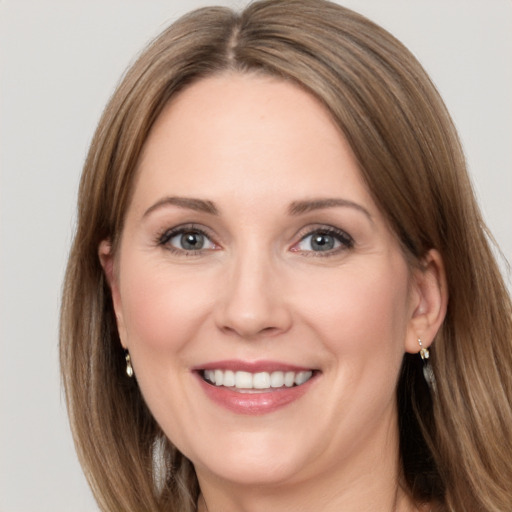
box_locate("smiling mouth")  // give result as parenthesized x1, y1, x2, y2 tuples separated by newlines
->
(201, 369, 314, 392)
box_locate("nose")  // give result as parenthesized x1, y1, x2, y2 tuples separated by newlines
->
(215, 248, 292, 340)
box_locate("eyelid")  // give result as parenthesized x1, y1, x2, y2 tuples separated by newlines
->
(290, 225, 354, 254)
(156, 223, 220, 253)
(155, 223, 353, 256)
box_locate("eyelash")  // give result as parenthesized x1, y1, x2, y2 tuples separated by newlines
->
(155, 224, 354, 256)
(156, 224, 217, 255)
(292, 226, 354, 256)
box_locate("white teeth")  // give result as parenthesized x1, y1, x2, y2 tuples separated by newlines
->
(270, 371, 284, 388)
(235, 371, 253, 388)
(203, 369, 313, 390)
(223, 370, 235, 387)
(253, 372, 271, 389)
(214, 369, 224, 386)
(284, 371, 295, 387)
(295, 371, 311, 386)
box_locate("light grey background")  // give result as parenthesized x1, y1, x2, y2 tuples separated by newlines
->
(1, 1, 511, 510)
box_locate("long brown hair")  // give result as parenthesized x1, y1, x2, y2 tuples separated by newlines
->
(60, 1, 512, 510)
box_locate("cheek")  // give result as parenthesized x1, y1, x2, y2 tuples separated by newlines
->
(119, 259, 213, 353)
(117, 259, 214, 431)
(296, 260, 411, 359)
(298, 260, 411, 431)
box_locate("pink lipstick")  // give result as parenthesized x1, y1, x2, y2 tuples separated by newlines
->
(193, 360, 318, 415)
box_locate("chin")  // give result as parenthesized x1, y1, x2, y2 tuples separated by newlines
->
(187, 430, 312, 487)
(196, 455, 304, 487)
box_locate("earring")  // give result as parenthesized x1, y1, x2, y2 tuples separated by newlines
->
(125, 350, 134, 378)
(418, 338, 429, 360)
(418, 338, 436, 392)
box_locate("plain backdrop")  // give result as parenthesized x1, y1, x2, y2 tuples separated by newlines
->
(1, 1, 511, 510)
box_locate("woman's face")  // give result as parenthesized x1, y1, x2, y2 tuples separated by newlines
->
(103, 74, 427, 489)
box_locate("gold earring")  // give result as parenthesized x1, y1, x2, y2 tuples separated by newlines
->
(418, 338, 436, 392)
(125, 351, 134, 378)
(418, 338, 429, 360)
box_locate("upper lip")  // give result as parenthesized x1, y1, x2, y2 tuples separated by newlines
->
(192, 359, 315, 373)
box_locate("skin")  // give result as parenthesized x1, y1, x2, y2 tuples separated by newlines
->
(100, 73, 447, 512)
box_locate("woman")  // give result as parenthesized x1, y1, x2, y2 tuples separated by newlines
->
(60, 1, 512, 511)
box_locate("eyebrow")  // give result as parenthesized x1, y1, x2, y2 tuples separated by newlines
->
(142, 195, 372, 222)
(288, 198, 373, 221)
(143, 196, 219, 217)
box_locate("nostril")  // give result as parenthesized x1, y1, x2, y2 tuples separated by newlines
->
(260, 326, 281, 335)
(220, 324, 281, 339)
(215, 283, 293, 338)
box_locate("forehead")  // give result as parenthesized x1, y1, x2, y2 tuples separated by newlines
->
(130, 72, 374, 215)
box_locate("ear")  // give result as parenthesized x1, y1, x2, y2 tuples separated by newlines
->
(405, 249, 448, 354)
(98, 239, 128, 349)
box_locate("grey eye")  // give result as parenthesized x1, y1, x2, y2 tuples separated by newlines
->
(180, 232, 204, 250)
(294, 228, 354, 254)
(297, 232, 341, 252)
(310, 233, 337, 251)
(168, 231, 215, 251)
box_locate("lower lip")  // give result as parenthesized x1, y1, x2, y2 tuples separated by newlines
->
(196, 373, 317, 415)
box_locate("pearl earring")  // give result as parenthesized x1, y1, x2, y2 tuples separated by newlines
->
(125, 351, 134, 378)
